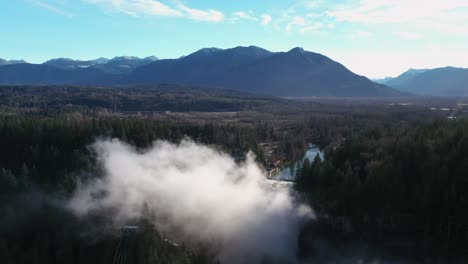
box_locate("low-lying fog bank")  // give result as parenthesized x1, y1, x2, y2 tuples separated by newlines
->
(68, 139, 313, 263)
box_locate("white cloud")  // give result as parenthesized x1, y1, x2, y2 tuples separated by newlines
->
(306, 13, 321, 18)
(261, 14, 272, 25)
(85, 0, 224, 22)
(393, 31, 421, 40)
(349, 31, 373, 39)
(262, 14, 273, 26)
(326, 0, 468, 33)
(357, 31, 373, 37)
(275, 1, 335, 33)
(177, 3, 224, 22)
(286, 16, 306, 32)
(304, 1, 321, 9)
(300, 22, 323, 33)
(33, 0, 74, 17)
(85, 0, 182, 17)
(231, 11, 258, 22)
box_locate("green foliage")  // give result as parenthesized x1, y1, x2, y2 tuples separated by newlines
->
(0, 115, 270, 191)
(0, 115, 271, 264)
(0, 93, 457, 262)
(0, 194, 216, 264)
(0, 85, 280, 113)
(295, 120, 468, 254)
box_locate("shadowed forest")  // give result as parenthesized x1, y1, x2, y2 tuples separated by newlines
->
(0, 85, 468, 263)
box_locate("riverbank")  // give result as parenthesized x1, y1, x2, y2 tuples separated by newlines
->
(268, 144, 324, 181)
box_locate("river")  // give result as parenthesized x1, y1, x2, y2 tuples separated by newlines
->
(273, 144, 324, 182)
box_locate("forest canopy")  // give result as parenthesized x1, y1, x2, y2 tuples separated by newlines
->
(295, 119, 468, 258)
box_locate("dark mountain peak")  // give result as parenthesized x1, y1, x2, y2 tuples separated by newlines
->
(8, 59, 27, 64)
(185, 48, 223, 59)
(143, 56, 159, 61)
(247, 45, 263, 49)
(373, 76, 393, 84)
(277, 47, 332, 67)
(288, 47, 305, 54)
(0, 58, 28, 66)
(385, 66, 468, 95)
(179, 46, 272, 66)
(109, 56, 141, 62)
(106, 56, 158, 64)
(231, 45, 266, 51)
(92, 55, 159, 74)
(91, 57, 110, 64)
(227, 45, 273, 57)
(0, 46, 401, 97)
(44, 58, 75, 64)
(405, 68, 428, 74)
(44, 58, 99, 70)
(122, 46, 401, 97)
(409, 68, 429, 73)
(45, 57, 111, 66)
(385, 68, 429, 87)
(284, 47, 329, 61)
(198, 47, 223, 53)
(438, 66, 465, 71)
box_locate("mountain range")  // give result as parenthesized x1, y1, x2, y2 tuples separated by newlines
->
(0, 46, 401, 97)
(0, 56, 159, 85)
(0, 59, 27, 66)
(43, 56, 159, 73)
(379, 67, 468, 96)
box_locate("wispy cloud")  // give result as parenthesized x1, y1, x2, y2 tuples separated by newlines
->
(274, 0, 468, 35)
(348, 31, 374, 39)
(230, 11, 258, 22)
(300, 22, 323, 34)
(85, 0, 181, 17)
(85, 0, 224, 22)
(304, 1, 322, 9)
(357, 31, 373, 37)
(275, 1, 333, 33)
(177, 3, 224, 22)
(286, 16, 306, 32)
(261, 14, 272, 26)
(393, 31, 421, 40)
(326, 0, 468, 33)
(33, 0, 74, 17)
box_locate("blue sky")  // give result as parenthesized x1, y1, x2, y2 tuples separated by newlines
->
(2, 0, 468, 78)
